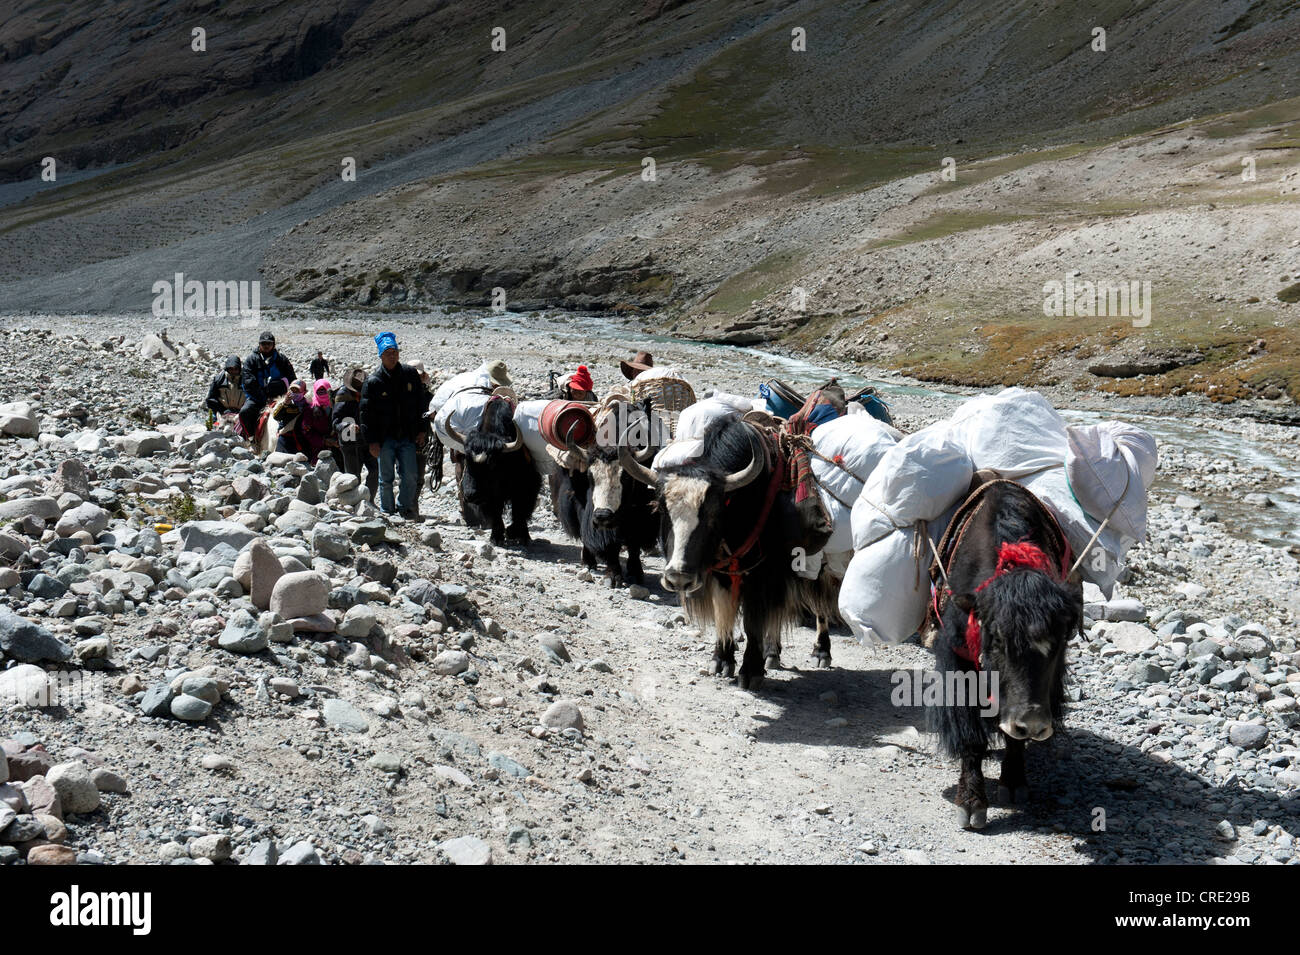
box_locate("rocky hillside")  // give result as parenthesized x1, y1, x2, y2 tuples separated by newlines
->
(2, 0, 1299, 402)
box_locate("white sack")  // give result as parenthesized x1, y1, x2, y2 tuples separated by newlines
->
(1065, 422, 1157, 543)
(1018, 466, 1130, 597)
(652, 439, 704, 470)
(810, 414, 899, 508)
(852, 428, 972, 550)
(839, 528, 931, 645)
(429, 369, 492, 415)
(944, 387, 1068, 477)
(514, 399, 557, 476)
(674, 398, 745, 441)
(434, 390, 492, 453)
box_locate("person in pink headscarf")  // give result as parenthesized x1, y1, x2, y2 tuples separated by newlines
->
(276, 378, 334, 464)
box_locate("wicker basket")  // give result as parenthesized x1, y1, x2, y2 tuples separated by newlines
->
(630, 376, 696, 438)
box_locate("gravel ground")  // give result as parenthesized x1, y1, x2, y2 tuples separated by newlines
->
(0, 309, 1297, 865)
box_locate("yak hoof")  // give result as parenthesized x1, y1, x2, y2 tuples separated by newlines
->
(957, 806, 987, 830)
(997, 784, 1030, 805)
(814, 651, 832, 669)
(738, 672, 764, 692)
(764, 654, 782, 671)
(711, 657, 734, 678)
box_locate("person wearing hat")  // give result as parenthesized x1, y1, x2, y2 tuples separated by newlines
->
(239, 331, 296, 437)
(205, 354, 247, 427)
(309, 350, 330, 381)
(333, 367, 378, 503)
(484, 359, 512, 389)
(619, 350, 654, 382)
(556, 364, 596, 402)
(359, 332, 430, 518)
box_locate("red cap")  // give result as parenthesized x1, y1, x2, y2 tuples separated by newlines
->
(570, 364, 593, 392)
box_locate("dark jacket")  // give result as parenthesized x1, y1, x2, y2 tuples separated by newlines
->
(310, 357, 329, 380)
(359, 362, 430, 445)
(332, 387, 363, 446)
(242, 349, 296, 406)
(206, 370, 245, 413)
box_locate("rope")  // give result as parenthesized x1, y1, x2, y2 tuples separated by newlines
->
(1065, 468, 1131, 579)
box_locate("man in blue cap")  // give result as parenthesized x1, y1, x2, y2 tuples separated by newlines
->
(359, 331, 430, 518)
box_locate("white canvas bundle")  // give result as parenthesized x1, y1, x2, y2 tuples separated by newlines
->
(513, 399, 557, 476)
(851, 427, 972, 550)
(674, 397, 746, 441)
(1064, 422, 1158, 543)
(433, 390, 492, 453)
(838, 527, 934, 645)
(943, 386, 1069, 477)
(810, 414, 899, 508)
(429, 368, 492, 416)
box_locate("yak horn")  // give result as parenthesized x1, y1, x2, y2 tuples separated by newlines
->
(722, 425, 765, 493)
(618, 424, 659, 486)
(503, 426, 523, 453)
(442, 419, 464, 448)
(564, 422, 589, 463)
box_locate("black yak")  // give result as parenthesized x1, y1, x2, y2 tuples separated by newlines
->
(929, 479, 1082, 830)
(444, 396, 541, 546)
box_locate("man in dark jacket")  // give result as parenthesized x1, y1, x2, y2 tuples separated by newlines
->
(205, 355, 246, 423)
(310, 351, 330, 381)
(239, 331, 296, 437)
(360, 332, 430, 517)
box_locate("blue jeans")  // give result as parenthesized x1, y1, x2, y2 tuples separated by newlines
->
(378, 439, 419, 515)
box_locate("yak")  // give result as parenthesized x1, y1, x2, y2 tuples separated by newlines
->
(444, 396, 541, 546)
(620, 415, 833, 690)
(929, 478, 1082, 830)
(549, 399, 661, 588)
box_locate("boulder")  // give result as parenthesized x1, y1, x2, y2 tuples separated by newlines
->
(55, 502, 110, 538)
(217, 609, 268, 654)
(247, 538, 284, 611)
(121, 430, 170, 457)
(0, 664, 52, 707)
(269, 572, 329, 619)
(177, 520, 258, 553)
(0, 609, 72, 663)
(46, 762, 100, 815)
(0, 496, 61, 523)
(139, 333, 178, 360)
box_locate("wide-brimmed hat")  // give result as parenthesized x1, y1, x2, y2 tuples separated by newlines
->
(620, 350, 653, 380)
(484, 359, 512, 388)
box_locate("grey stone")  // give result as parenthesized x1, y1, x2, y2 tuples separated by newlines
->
(540, 699, 585, 731)
(189, 834, 232, 861)
(432, 650, 470, 676)
(270, 571, 328, 619)
(178, 521, 258, 553)
(1227, 722, 1268, 750)
(311, 523, 351, 562)
(278, 841, 320, 865)
(140, 683, 175, 717)
(180, 677, 221, 705)
(323, 698, 370, 733)
(0, 608, 72, 663)
(1105, 622, 1158, 654)
(242, 840, 278, 865)
(440, 835, 492, 865)
(487, 752, 530, 778)
(46, 762, 100, 815)
(170, 694, 213, 721)
(0, 496, 61, 522)
(121, 430, 170, 456)
(338, 605, 378, 639)
(355, 554, 397, 587)
(1210, 668, 1250, 691)
(218, 609, 268, 654)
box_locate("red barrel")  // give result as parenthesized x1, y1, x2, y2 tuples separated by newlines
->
(539, 400, 596, 450)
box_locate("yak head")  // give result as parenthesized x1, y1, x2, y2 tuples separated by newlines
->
(619, 417, 765, 595)
(570, 398, 663, 530)
(446, 398, 523, 507)
(953, 567, 1078, 741)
